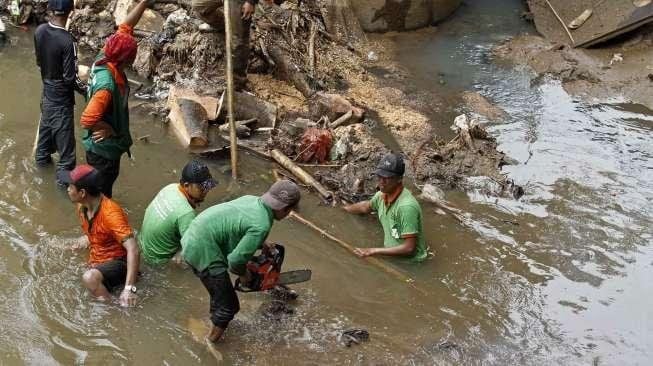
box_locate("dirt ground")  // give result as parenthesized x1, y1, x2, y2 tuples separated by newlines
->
(494, 2, 653, 110)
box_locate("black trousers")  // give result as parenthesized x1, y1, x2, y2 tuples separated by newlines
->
(85, 150, 120, 198)
(192, 268, 240, 329)
(35, 100, 76, 183)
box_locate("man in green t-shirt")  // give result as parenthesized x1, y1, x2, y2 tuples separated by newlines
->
(181, 180, 301, 343)
(138, 160, 217, 266)
(344, 153, 427, 262)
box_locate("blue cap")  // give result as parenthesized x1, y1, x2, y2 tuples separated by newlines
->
(48, 0, 74, 14)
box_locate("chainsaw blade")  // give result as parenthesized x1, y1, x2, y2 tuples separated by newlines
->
(278, 270, 312, 285)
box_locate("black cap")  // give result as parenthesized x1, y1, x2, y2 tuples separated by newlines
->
(181, 160, 217, 191)
(374, 153, 405, 177)
(48, 0, 74, 14)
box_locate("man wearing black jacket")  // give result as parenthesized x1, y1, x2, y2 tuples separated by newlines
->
(34, 0, 86, 186)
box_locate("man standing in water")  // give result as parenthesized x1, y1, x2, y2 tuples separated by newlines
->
(181, 180, 301, 342)
(138, 160, 217, 266)
(79, 0, 153, 197)
(344, 153, 427, 261)
(34, 0, 86, 186)
(63, 165, 140, 306)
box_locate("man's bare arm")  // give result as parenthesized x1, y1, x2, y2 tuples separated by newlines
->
(353, 236, 417, 258)
(343, 201, 372, 215)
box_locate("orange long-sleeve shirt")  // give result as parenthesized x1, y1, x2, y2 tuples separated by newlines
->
(80, 24, 134, 129)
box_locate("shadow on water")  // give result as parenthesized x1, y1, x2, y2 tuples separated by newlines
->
(0, 1, 652, 364)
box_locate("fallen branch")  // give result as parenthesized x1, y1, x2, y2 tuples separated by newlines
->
(329, 109, 353, 129)
(258, 38, 276, 67)
(298, 163, 343, 168)
(270, 149, 333, 202)
(544, 0, 575, 46)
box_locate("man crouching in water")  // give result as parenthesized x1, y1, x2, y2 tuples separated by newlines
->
(62, 165, 140, 306)
(181, 180, 301, 343)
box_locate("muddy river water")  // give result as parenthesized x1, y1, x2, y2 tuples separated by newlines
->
(1, 0, 652, 364)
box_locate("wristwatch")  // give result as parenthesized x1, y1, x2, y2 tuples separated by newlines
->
(124, 285, 137, 294)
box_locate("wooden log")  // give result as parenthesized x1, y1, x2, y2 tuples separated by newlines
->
(169, 98, 209, 147)
(329, 109, 353, 129)
(270, 149, 333, 202)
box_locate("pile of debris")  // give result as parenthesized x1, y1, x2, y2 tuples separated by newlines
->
(60, 0, 521, 203)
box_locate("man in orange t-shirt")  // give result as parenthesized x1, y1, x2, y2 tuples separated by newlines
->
(63, 164, 140, 306)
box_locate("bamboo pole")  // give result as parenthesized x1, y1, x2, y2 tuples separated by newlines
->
(270, 149, 333, 202)
(224, 0, 238, 179)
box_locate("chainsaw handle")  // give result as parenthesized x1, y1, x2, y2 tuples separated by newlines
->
(234, 278, 255, 293)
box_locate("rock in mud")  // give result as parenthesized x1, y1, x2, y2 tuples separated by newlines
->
(281, 118, 316, 137)
(461, 91, 507, 121)
(340, 328, 369, 347)
(114, 0, 165, 32)
(133, 40, 158, 78)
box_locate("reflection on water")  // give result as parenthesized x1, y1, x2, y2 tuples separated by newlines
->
(1, 0, 653, 364)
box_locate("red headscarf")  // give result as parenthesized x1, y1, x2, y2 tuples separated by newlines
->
(96, 31, 138, 66)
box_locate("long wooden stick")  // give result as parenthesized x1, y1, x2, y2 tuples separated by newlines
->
(544, 0, 575, 45)
(289, 211, 426, 294)
(270, 149, 333, 201)
(224, 0, 238, 179)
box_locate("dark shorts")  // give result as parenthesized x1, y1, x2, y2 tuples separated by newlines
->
(94, 257, 127, 292)
(192, 268, 240, 329)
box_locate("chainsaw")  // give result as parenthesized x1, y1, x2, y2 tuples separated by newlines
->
(234, 244, 311, 292)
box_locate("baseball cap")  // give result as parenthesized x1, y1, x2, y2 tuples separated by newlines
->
(181, 160, 217, 192)
(374, 153, 405, 177)
(48, 0, 74, 14)
(58, 164, 102, 189)
(261, 180, 301, 210)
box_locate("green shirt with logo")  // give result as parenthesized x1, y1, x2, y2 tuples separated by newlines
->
(138, 184, 196, 266)
(181, 195, 274, 275)
(369, 187, 427, 262)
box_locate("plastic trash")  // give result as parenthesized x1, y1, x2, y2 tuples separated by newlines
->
(329, 134, 349, 161)
(297, 128, 333, 163)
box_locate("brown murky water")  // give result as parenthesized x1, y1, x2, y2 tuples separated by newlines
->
(1, 1, 652, 364)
